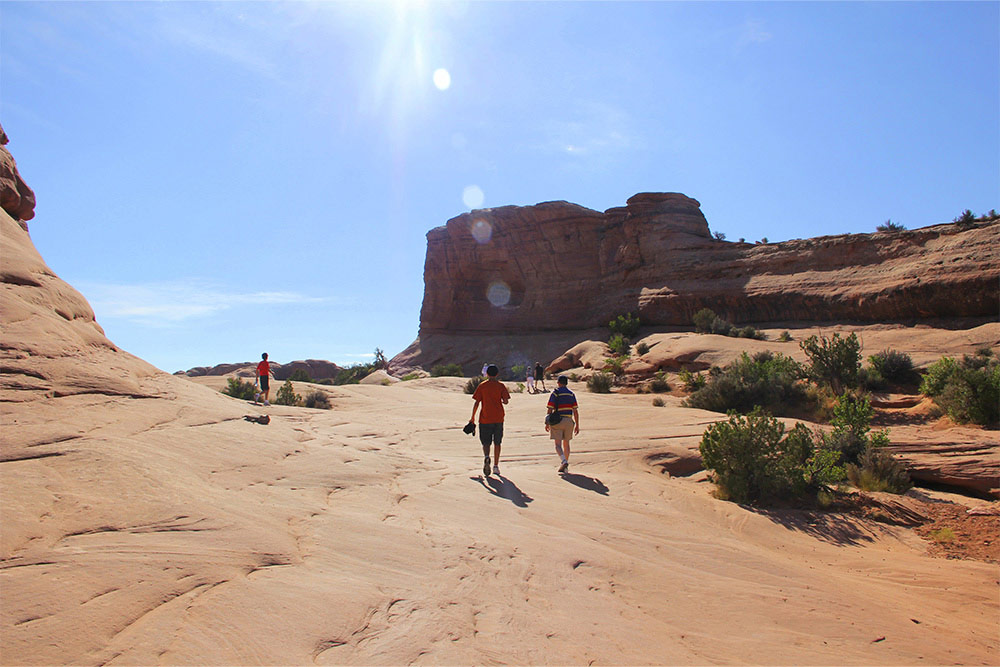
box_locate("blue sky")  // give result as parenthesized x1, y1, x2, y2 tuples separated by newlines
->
(3, 1, 997, 373)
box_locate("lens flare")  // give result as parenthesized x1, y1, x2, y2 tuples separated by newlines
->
(470, 219, 492, 244)
(486, 281, 511, 307)
(433, 68, 451, 90)
(462, 185, 484, 209)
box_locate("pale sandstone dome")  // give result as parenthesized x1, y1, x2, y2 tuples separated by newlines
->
(2, 133, 999, 664)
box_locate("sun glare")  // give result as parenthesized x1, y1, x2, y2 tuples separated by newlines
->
(462, 185, 484, 209)
(433, 68, 451, 90)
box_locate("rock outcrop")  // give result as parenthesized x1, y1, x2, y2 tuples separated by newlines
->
(398, 192, 998, 373)
(180, 359, 343, 381)
(0, 124, 36, 224)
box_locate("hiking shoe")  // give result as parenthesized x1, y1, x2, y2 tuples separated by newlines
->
(493, 465, 500, 476)
(254, 392, 261, 403)
(484, 456, 491, 477)
(263, 400, 270, 407)
(558, 461, 568, 473)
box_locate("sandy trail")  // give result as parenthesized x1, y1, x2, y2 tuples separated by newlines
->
(4, 374, 996, 666)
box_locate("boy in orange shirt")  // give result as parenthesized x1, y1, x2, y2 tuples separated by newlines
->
(469, 364, 510, 477)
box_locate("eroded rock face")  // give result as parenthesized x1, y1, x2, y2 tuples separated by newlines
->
(415, 192, 999, 340)
(180, 359, 343, 381)
(0, 124, 37, 223)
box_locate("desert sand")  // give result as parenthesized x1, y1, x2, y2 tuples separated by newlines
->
(2, 207, 999, 665)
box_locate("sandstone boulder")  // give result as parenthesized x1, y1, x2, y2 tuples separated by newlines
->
(0, 124, 36, 223)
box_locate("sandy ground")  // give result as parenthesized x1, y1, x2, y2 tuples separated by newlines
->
(3, 372, 998, 666)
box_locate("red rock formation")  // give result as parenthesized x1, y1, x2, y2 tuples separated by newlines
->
(0, 124, 36, 224)
(417, 192, 998, 337)
(180, 359, 343, 381)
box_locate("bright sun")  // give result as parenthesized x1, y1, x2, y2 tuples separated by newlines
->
(433, 68, 451, 91)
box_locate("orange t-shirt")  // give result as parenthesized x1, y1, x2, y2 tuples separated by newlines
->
(472, 379, 510, 424)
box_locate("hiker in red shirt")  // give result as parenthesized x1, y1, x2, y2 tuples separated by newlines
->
(469, 364, 511, 477)
(255, 353, 273, 406)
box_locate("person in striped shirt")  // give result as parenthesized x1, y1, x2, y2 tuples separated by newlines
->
(545, 375, 580, 473)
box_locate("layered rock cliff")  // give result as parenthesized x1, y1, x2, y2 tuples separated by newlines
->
(417, 192, 998, 336)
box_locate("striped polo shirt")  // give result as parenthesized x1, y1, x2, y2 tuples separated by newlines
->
(547, 386, 578, 417)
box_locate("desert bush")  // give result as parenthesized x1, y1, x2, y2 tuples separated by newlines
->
(515, 382, 525, 393)
(858, 366, 887, 391)
(821, 392, 887, 466)
(778, 331, 792, 342)
(587, 372, 614, 393)
(868, 349, 916, 385)
(603, 356, 627, 378)
(609, 312, 641, 339)
(287, 369, 313, 383)
(920, 352, 999, 426)
(305, 391, 331, 409)
(652, 397, 665, 407)
(682, 352, 805, 415)
(876, 220, 906, 232)
(509, 363, 527, 381)
(693, 308, 719, 333)
(636, 342, 650, 356)
(678, 369, 706, 392)
(222, 377, 257, 401)
(608, 333, 631, 357)
(734, 325, 766, 340)
(699, 408, 842, 505)
(401, 372, 420, 381)
(431, 363, 464, 377)
(954, 209, 976, 225)
(800, 332, 861, 393)
(649, 371, 670, 393)
(275, 380, 302, 406)
(846, 445, 911, 494)
(463, 376, 484, 395)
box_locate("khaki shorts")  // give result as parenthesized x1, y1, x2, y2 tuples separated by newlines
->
(548, 416, 574, 441)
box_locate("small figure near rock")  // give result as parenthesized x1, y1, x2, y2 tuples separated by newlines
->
(255, 353, 273, 406)
(535, 362, 546, 392)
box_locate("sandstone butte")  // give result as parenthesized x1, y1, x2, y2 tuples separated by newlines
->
(2, 126, 999, 665)
(392, 192, 998, 374)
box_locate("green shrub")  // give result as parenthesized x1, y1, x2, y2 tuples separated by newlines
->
(608, 333, 631, 357)
(920, 357, 959, 396)
(821, 392, 887, 466)
(699, 408, 841, 505)
(858, 366, 887, 391)
(305, 391, 331, 409)
(954, 209, 976, 225)
(778, 331, 792, 342)
(876, 220, 906, 232)
(846, 444, 911, 494)
(463, 376, 484, 395)
(920, 352, 999, 426)
(636, 342, 651, 355)
(510, 364, 527, 381)
(515, 382, 525, 393)
(682, 352, 805, 415)
(587, 372, 614, 393)
(868, 349, 916, 385)
(609, 312, 641, 339)
(652, 397, 665, 407)
(431, 363, 464, 377)
(222, 377, 257, 401)
(287, 369, 313, 382)
(693, 308, 718, 333)
(678, 369, 706, 392)
(649, 371, 670, 393)
(603, 356, 627, 378)
(733, 325, 766, 341)
(400, 373, 420, 381)
(275, 380, 302, 406)
(800, 332, 861, 393)
(333, 361, 379, 385)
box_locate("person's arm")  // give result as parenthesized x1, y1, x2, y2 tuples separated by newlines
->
(470, 398, 481, 423)
(572, 406, 580, 434)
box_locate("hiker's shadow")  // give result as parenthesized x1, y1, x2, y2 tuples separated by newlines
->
(470, 475, 534, 508)
(560, 472, 609, 496)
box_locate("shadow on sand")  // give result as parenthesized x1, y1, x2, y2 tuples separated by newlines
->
(757, 509, 878, 547)
(560, 472, 610, 496)
(471, 475, 534, 508)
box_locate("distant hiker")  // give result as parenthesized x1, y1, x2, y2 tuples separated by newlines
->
(526, 364, 536, 394)
(256, 353, 273, 406)
(546, 375, 579, 473)
(481, 362, 489, 377)
(535, 362, 546, 392)
(469, 364, 510, 477)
